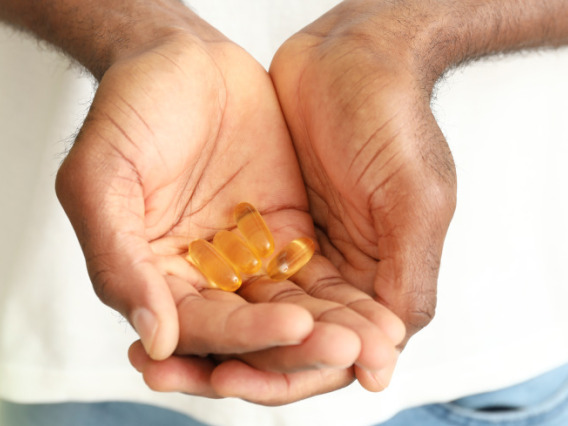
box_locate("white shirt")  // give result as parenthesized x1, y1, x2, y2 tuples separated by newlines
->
(1, 2, 568, 425)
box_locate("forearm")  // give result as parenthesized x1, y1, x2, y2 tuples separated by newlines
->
(329, 0, 568, 92)
(0, 0, 222, 80)
(415, 0, 568, 88)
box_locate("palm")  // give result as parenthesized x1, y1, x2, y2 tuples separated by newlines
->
(58, 34, 404, 402)
(129, 46, 309, 248)
(271, 30, 457, 338)
(93, 40, 309, 251)
(58, 35, 316, 350)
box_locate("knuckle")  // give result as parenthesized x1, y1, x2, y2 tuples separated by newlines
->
(143, 373, 170, 393)
(90, 268, 113, 306)
(88, 260, 123, 315)
(402, 290, 437, 336)
(55, 158, 75, 208)
(421, 176, 457, 227)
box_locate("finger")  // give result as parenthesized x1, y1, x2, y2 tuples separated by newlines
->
(128, 341, 220, 398)
(371, 168, 456, 341)
(56, 143, 179, 361)
(94, 244, 180, 361)
(130, 340, 355, 405)
(211, 360, 354, 406)
(168, 275, 314, 355)
(290, 255, 403, 390)
(354, 350, 399, 392)
(294, 255, 406, 345)
(235, 322, 360, 373)
(239, 271, 398, 373)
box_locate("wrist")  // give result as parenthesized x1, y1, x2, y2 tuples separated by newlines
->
(335, 0, 568, 96)
(98, 2, 228, 76)
(306, 0, 443, 99)
(1, 0, 225, 80)
(327, 0, 463, 96)
(72, 1, 226, 80)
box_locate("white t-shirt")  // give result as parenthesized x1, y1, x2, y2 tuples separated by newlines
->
(1, 2, 568, 425)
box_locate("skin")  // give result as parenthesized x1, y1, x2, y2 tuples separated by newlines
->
(270, 1, 459, 343)
(269, 0, 568, 343)
(1, 0, 567, 407)
(1, 0, 404, 404)
(132, 0, 568, 404)
(55, 24, 405, 400)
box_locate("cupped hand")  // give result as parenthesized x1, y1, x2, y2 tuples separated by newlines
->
(55, 29, 313, 359)
(56, 18, 404, 403)
(270, 0, 457, 352)
(128, 253, 404, 404)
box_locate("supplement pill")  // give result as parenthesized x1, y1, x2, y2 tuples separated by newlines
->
(267, 237, 315, 281)
(234, 202, 275, 257)
(213, 230, 262, 274)
(186, 239, 242, 292)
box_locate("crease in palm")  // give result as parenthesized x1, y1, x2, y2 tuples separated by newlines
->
(60, 33, 407, 403)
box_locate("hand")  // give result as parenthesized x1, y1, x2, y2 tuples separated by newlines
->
(9, 0, 566, 407)
(270, 0, 457, 345)
(55, 29, 312, 359)
(56, 16, 404, 403)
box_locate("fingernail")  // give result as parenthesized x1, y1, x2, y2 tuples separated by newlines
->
(132, 308, 157, 356)
(373, 359, 398, 390)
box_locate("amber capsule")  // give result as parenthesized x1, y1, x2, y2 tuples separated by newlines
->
(267, 237, 315, 281)
(234, 202, 275, 257)
(186, 239, 242, 292)
(213, 230, 262, 274)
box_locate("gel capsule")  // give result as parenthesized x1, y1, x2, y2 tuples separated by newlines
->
(213, 230, 262, 274)
(267, 237, 315, 281)
(186, 239, 242, 292)
(234, 202, 275, 257)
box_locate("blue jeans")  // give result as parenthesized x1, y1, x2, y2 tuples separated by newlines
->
(2, 364, 568, 426)
(380, 363, 568, 426)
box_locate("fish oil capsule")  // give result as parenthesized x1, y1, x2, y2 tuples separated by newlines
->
(213, 230, 262, 275)
(234, 202, 275, 258)
(267, 237, 315, 281)
(186, 239, 242, 292)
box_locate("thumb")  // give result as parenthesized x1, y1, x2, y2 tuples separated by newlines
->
(91, 239, 180, 361)
(55, 142, 179, 361)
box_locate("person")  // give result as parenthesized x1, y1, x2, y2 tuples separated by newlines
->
(0, 0, 567, 425)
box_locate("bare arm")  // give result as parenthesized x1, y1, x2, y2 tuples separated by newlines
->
(321, 0, 568, 92)
(0, 0, 406, 404)
(0, 0, 220, 80)
(269, 0, 568, 353)
(424, 0, 567, 84)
